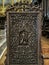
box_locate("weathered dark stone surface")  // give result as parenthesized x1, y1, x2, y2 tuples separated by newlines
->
(6, 11, 42, 65)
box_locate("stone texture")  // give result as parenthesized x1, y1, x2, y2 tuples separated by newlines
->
(6, 9, 42, 65)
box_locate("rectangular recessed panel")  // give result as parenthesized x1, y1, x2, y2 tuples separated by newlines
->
(7, 12, 41, 65)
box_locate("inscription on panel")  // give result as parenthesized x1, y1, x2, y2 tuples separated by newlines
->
(8, 12, 39, 65)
